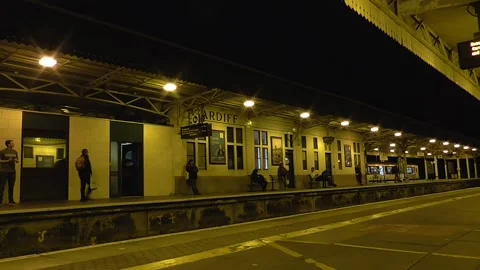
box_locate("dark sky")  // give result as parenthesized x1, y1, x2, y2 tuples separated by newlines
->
(2, 0, 480, 144)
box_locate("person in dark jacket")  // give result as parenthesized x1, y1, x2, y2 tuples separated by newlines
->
(355, 166, 363, 185)
(251, 169, 268, 191)
(75, 149, 93, 201)
(322, 170, 337, 187)
(186, 159, 200, 195)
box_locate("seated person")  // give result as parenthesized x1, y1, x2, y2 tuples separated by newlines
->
(309, 167, 320, 181)
(321, 170, 337, 188)
(251, 169, 268, 191)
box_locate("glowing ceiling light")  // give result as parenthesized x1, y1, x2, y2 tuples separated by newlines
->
(429, 139, 436, 143)
(340, 121, 349, 126)
(420, 147, 426, 151)
(394, 132, 402, 137)
(163, 83, 177, 91)
(427, 153, 432, 156)
(370, 126, 379, 132)
(243, 100, 255, 107)
(39, 56, 57, 67)
(443, 150, 448, 153)
(454, 144, 460, 148)
(390, 149, 395, 153)
(405, 151, 409, 154)
(464, 146, 470, 150)
(390, 143, 396, 147)
(373, 148, 379, 151)
(300, 112, 310, 119)
(473, 148, 477, 151)
(453, 152, 457, 154)
(443, 142, 449, 145)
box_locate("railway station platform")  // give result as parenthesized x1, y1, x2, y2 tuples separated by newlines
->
(1, 184, 480, 270)
(0, 178, 479, 261)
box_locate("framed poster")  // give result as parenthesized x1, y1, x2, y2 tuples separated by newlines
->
(209, 130, 226, 164)
(344, 144, 353, 167)
(271, 136, 283, 166)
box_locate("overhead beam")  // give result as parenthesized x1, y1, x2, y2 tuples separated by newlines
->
(345, 0, 480, 101)
(397, 0, 475, 15)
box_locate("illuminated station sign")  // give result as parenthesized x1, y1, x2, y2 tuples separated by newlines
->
(457, 39, 480, 69)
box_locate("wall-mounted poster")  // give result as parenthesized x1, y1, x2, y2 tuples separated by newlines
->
(209, 130, 226, 164)
(271, 136, 283, 166)
(344, 144, 353, 167)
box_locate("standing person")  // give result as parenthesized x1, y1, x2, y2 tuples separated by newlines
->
(186, 159, 200, 195)
(0, 140, 18, 205)
(277, 162, 288, 189)
(75, 149, 93, 201)
(355, 166, 363, 185)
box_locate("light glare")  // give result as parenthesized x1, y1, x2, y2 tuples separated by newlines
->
(394, 132, 402, 137)
(243, 100, 255, 107)
(163, 83, 177, 91)
(340, 121, 349, 126)
(39, 56, 57, 67)
(300, 112, 310, 119)
(370, 126, 379, 132)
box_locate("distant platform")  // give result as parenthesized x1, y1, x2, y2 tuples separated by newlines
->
(0, 179, 470, 216)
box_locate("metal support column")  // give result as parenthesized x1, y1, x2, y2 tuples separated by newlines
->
(457, 158, 461, 179)
(444, 157, 448, 180)
(466, 155, 471, 179)
(475, 158, 478, 178)
(424, 157, 428, 180)
(434, 155, 439, 180)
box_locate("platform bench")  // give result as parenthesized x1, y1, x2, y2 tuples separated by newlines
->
(247, 175, 265, 192)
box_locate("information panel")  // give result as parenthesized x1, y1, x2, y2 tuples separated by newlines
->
(457, 39, 480, 69)
(180, 123, 212, 139)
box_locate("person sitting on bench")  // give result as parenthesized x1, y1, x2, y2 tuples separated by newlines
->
(251, 169, 268, 191)
(321, 169, 337, 188)
(309, 167, 324, 187)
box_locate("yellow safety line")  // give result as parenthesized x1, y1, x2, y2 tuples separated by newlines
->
(334, 243, 428, 255)
(432, 253, 480, 260)
(266, 241, 336, 270)
(123, 192, 480, 270)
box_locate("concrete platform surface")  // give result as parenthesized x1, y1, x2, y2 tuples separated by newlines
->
(1, 188, 480, 270)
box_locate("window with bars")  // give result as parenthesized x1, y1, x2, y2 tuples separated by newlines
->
(186, 138, 207, 170)
(226, 127, 244, 170)
(254, 130, 269, 170)
(337, 140, 343, 170)
(353, 142, 361, 167)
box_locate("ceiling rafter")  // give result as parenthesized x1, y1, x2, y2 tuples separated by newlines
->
(0, 71, 170, 116)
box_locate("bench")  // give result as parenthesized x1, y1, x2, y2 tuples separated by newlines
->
(309, 175, 326, 188)
(247, 175, 265, 192)
(269, 175, 287, 190)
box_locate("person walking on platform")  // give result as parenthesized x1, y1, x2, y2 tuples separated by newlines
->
(75, 149, 93, 202)
(0, 140, 18, 205)
(186, 159, 200, 195)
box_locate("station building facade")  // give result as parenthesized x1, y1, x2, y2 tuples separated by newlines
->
(0, 103, 365, 203)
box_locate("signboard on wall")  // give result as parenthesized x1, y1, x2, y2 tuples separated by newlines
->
(458, 39, 480, 69)
(190, 109, 239, 125)
(180, 123, 212, 139)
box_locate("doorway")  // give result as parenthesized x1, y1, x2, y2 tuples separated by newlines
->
(285, 150, 295, 188)
(110, 142, 143, 198)
(325, 153, 332, 173)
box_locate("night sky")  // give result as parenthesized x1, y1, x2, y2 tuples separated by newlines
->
(2, 0, 479, 144)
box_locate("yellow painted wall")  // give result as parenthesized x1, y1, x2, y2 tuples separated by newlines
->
(172, 105, 366, 191)
(69, 117, 110, 200)
(0, 109, 22, 203)
(143, 124, 175, 196)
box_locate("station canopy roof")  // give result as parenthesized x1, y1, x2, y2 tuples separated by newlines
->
(0, 40, 478, 154)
